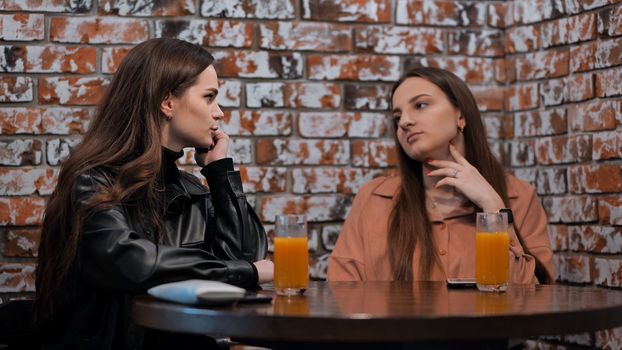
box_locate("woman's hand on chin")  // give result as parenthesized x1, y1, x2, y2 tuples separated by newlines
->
(194, 130, 230, 167)
(426, 143, 505, 213)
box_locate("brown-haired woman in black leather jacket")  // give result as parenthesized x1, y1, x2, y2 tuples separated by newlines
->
(34, 38, 273, 349)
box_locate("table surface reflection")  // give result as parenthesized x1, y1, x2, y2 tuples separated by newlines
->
(132, 281, 622, 342)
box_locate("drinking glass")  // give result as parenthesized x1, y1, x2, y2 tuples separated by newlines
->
(475, 212, 509, 292)
(274, 215, 309, 296)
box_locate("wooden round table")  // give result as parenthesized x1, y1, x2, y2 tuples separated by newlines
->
(132, 281, 622, 347)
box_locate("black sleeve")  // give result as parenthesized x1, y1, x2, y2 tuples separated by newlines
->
(74, 172, 259, 294)
(201, 158, 268, 263)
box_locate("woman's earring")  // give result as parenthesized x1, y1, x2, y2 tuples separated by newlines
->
(458, 125, 465, 133)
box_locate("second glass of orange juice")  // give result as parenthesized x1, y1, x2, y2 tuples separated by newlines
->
(274, 214, 309, 296)
(475, 212, 509, 292)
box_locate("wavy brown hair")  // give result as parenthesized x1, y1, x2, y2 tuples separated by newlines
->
(35, 38, 214, 321)
(388, 67, 551, 283)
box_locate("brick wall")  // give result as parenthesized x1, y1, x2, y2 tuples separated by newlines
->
(0, 0, 621, 348)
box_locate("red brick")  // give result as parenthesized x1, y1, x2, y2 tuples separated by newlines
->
(228, 139, 253, 165)
(0, 107, 42, 135)
(213, 51, 302, 79)
(547, 225, 568, 251)
(564, 333, 593, 347)
(40, 107, 93, 135)
(321, 224, 343, 251)
(218, 80, 241, 108)
(512, 0, 565, 25)
(301, 0, 390, 22)
(259, 22, 351, 52)
(292, 167, 385, 194)
(570, 100, 620, 132)
(395, 0, 487, 27)
(483, 115, 513, 139)
(200, 0, 295, 19)
(570, 41, 597, 72)
(513, 168, 537, 187)
(238, 167, 287, 193)
(581, 0, 611, 10)
(569, 164, 622, 194)
(508, 140, 535, 167)
(50, 17, 148, 44)
(487, 3, 507, 28)
(596, 327, 622, 349)
(46, 137, 81, 166)
(101, 47, 131, 74)
(504, 57, 517, 83)
(593, 257, 622, 288)
(299, 112, 386, 138)
(505, 25, 539, 53)
(593, 130, 622, 160)
(5, 229, 40, 257)
(405, 57, 496, 84)
(470, 86, 504, 112)
(351, 139, 396, 167)
(256, 139, 349, 165)
(540, 18, 568, 48)
(99, 0, 195, 16)
(515, 50, 569, 81)
(260, 195, 351, 222)
(344, 84, 390, 110)
(221, 111, 291, 136)
(308, 55, 400, 81)
(0, 139, 42, 165)
(596, 67, 622, 97)
(494, 59, 506, 83)
(535, 135, 592, 165)
(540, 78, 566, 106)
(568, 225, 622, 253)
(246, 82, 341, 109)
(0, 263, 35, 292)
(596, 37, 622, 69)
(355, 26, 443, 55)
(310, 253, 329, 279)
(0, 45, 96, 73)
(554, 254, 592, 283)
(0, 14, 44, 41)
(536, 168, 567, 195)
(566, 73, 594, 102)
(599, 196, 622, 225)
(447, 30, 504, 57)
(568, 13, 597, 43)
(505, 83, 539, 111)
(155, 20, 253, 48)
(39, 77, 110, 105)
(597, 4, 622, 37)
(514, 108, 567, 137)
(1, 0, 91, 12)
(0, 77, 33, 102)
(0, 167, 58, 195)
(0, 196, 46, 225)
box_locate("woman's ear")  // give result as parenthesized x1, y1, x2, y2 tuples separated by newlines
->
(160, 94, 174, 119)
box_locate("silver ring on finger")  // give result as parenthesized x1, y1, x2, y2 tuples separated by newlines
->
(453, 169, 459, 178)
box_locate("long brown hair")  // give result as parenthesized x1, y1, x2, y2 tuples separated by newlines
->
(35, 38, 214, 321)
(388, 67, 539, 281)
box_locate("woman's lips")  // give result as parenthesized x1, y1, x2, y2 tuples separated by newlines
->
(406, 131, 424, 143)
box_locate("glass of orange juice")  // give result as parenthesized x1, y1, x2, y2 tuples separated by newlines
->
(475, 212, 509, 292)
(274, 214, 309, 296)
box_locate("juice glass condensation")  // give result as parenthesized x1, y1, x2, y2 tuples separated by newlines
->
(475, 212, 509, 292)
(274, 215, 309, 296)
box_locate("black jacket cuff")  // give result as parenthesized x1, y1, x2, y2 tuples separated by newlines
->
(224, 260, 259, 288)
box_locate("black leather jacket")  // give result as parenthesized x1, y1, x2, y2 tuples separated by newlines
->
(41, 149, 267, 349)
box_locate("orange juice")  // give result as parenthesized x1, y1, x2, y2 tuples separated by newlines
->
(274, 237, 309, 290)
(475, 231, 509, 286)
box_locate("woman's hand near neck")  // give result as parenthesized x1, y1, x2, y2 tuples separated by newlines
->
(422, 139, 465, 190)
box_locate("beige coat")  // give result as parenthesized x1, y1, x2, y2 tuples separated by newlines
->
(327, 174, 555, 283)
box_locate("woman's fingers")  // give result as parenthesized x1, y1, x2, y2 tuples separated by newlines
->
(427, 168, 460, 178)
(434, 176, 458, 189)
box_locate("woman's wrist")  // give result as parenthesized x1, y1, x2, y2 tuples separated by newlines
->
(480, 195, 505, 213)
